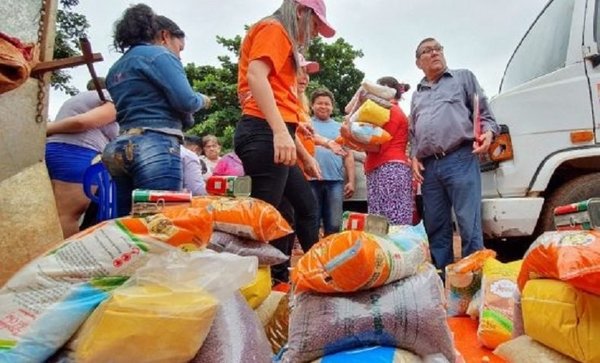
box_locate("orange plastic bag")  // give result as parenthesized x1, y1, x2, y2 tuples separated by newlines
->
(0, 32, 38, 94)
(191, 196, 292, 242)
(292, 230, 417, 293)
(517, 230, 600, 295)
(349, 120, 392, 145)
(445, 249, 497, 316)
(335, 136, 364, 152)
(120, 203, 213, 250)
(448, 249, 497, 274)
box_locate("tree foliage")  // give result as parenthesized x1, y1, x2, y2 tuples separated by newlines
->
(52, 0, 90, 95)
(307, 37, 364, 113)
(185, 34, 364, 150)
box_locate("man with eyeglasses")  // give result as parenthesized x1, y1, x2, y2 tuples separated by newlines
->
(409, 37, 500, 277)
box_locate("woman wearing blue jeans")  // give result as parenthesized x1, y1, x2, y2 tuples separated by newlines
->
(102, 6, 210, 216)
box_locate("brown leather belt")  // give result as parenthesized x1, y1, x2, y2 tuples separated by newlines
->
(427, 140, 472, 160)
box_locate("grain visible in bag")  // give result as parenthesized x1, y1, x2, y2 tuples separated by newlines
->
(283, 264, 455, 363)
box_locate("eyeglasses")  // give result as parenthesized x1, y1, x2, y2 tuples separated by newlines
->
(418, 45, 444, 57)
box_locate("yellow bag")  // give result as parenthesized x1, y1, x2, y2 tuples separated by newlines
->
(522, 279, 600, 363)
(477, 259, 522, 349)
(357, 99, 391, 127)
(72, 284, 218, 363)
(240, 266, 272, 309)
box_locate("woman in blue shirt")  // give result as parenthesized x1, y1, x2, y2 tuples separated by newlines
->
(102, 4, 210, 216)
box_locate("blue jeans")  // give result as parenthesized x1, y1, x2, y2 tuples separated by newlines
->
(102, 131, 182, 217)
(310, 180, 344, 235)
(421, 144, 484, 272)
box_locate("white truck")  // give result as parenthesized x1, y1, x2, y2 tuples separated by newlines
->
(482, 0, 600, 240)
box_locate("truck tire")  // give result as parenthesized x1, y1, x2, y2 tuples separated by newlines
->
(537, 172, 600, 233)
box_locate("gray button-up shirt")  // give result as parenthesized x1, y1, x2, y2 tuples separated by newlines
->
(409, 68, 499, 160)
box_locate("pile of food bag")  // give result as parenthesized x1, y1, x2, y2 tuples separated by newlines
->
(0, 192, 294, 363)
(494, 229, 600, 363)
(445, 228, 600, 363)
(335, 80, 395, 150)
(277, 222, 456, 362)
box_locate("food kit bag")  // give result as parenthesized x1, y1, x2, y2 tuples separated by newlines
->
(191, 196, 292, 242)
(283, 264, 455, 363)
(0, 206, 213, 363)
(191, 292, 272, 363)
(521, 279, 600, 363)
(494, 335, 578, 363)
(207, 231, 288, 266)
(517, 229, 600, 295)
(477, 259, 522, 349)
(445, 249, 497, 316)
(63, 251, 258, 363)
(356, 99, 391, 127)
(293, 229, 427, 294)
(349, 120, 392, 145)
(240, 266, 272, 309)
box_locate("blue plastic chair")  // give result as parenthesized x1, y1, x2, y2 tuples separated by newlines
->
(83, 162, 118, 222)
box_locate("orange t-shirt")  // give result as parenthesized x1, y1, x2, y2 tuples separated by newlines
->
(238, 20, 301, 123)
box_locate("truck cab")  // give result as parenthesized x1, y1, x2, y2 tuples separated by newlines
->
(482, 0, 600, 239)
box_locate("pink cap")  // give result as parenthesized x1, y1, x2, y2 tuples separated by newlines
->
(298, 53, 320, 74)
(295, 0, 335, 38)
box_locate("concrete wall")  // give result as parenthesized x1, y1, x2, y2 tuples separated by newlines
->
(0, 0, 64, 285)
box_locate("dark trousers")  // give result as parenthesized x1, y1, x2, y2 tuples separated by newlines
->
(234, 116, 319, 281)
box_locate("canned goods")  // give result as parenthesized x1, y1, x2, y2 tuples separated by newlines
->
(131, 189, 192, 216)
(340, 211, 390, 236)
(553, 198, 600, 231)
(206, 175, 251, 197)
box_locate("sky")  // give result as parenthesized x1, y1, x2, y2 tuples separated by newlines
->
(48, 0, 549, 119)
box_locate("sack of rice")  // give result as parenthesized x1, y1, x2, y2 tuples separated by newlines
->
(191, 292, 272, 363)
(207, 231, 288, 266)
(282, 264, 455, 363)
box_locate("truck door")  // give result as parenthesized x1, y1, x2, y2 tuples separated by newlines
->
(488, 0, 592, 198)
(584, 0, 600, 140)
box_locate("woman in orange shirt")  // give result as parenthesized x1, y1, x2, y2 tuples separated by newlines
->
(234, 0, 335, 282)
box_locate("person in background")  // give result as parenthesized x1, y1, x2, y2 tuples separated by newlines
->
(183, 134, 203, 156)
(340, 77, 413, 225)
(102, 5, 210, 217)
(45, 77, 117, 238)
(184, 134, 208, 175)
(310, 88, 355, 236)
(234, 0, 334, 282)
(296, 53, 343, 181)
(200, 134, 221, 180)
(180, 145, 206, 196)
(213, 152, 245, 177)
(410, 37, 499, 274)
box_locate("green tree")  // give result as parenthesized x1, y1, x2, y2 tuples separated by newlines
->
(308, 37, 365, 114)
(52, 0, 90, 95)
(185, 34, 364, 150)
(185, 35, 242, 151)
